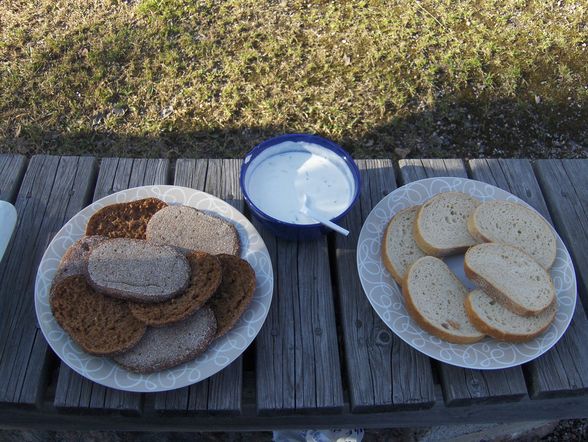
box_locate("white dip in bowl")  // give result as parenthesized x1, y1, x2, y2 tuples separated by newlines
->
(243, 141, 356, 225)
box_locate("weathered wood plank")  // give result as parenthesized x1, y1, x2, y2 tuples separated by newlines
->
(54, 158, 169, 413)
(153, 159, 243, 415)
(529, 159, 588, 398)
(0, 154, 27, 202)
(0, 156, 97, 406)
(535, 160, 588, 309)
(255, 185, 344, 414)
(398, 159, 528, 406)
(334, 159, 435, 412)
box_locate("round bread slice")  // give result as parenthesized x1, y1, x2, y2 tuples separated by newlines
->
(54, 235, 108, 283)
(414, 192, 480, 256)
(464, 243, 556, 317)
(467, 200, 557, 270)
(85, 197, 167, 239)
(112, 306, 217, 374)
(86, 238, 191, 303)
(50, 275, 146, 356)
(402, 256, 485, 344)
(465, 289, 557, 343)
(129, 252, 222, 326)
(382, 206, 427, 285)
(146, 205, 241, 256)
(207, 254, 256, 338)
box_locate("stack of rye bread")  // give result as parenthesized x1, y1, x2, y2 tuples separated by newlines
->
(49, 198, 256, 373)
(381, 192, 558, 344)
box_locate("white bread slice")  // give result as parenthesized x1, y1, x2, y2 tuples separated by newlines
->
(464, 243, 556, 317)
(381, 206, 427, 285)
(465, 289, 557, 343)
(402, 256, 485, 344)
(467, 200, 557, 270)
(414, 192, 480, 256)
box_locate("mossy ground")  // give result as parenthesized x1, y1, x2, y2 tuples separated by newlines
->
(1, 0, 586, 158)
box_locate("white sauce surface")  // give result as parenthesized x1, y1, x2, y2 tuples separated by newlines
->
(245, 142, 354, 224)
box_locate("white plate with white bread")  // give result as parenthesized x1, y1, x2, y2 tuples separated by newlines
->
(357, 177, 576, 370)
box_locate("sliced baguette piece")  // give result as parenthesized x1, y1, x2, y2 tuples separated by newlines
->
(464, 243, 556, 317)
(381, 206, 427, 285)
(414, 192, 480, 256)
(467, 200, 557, 270)
(465, 289, 557, 343)
(402, 256, 485, 344)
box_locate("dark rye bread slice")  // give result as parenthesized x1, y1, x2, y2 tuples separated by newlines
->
(146, 205, 241, 256)
(113, 306, 217, 373)
(129, 252, 222, 326)
(86, 197, 167, 239)
(207, 254, 256, 338)
(86, 238, 191, 303)
(50, 275, 146, 356)
(54, 235, 108, 283)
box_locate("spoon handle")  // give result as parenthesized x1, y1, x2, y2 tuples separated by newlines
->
(300, 205, 349, 236)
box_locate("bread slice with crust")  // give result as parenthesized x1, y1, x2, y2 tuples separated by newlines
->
(50, 275, 146, 356)
(402, 256, 485, 344)
(414, 192, 480, 257)
(467, 200, 557, 269)
(381, 206, 426, 285)
(85, 197, 167, 239)
(86, 238, 191, 303)
(113, 306, 217, 373)
(465, 289, 557, 343)
(146, 205, 241, 256)
(207, 254, 256, 338)
(464, 243, 556, 317)
(129, 251, 222, 326)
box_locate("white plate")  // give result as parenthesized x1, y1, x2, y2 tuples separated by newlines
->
(35, 185, 274, 392)
(357, 177, 576, 370)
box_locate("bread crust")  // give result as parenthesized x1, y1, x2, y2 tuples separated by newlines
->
(463, 245, 556, 317)
(381, 206, 416, 285)
(401, 260, 485, 345)
(466, 210, 489, 243)
(465, 292, 556, 343)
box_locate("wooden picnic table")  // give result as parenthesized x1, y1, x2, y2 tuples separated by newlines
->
(0, 154, 587, 431)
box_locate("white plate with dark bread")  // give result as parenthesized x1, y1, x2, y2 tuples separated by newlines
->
(357, 177, 576, 370)
(35, 185, 273, 392)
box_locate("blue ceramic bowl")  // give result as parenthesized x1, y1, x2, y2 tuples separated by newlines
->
(240, 134, 361, 241)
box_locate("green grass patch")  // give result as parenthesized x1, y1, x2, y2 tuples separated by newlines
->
(1, 0, 586, 158)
